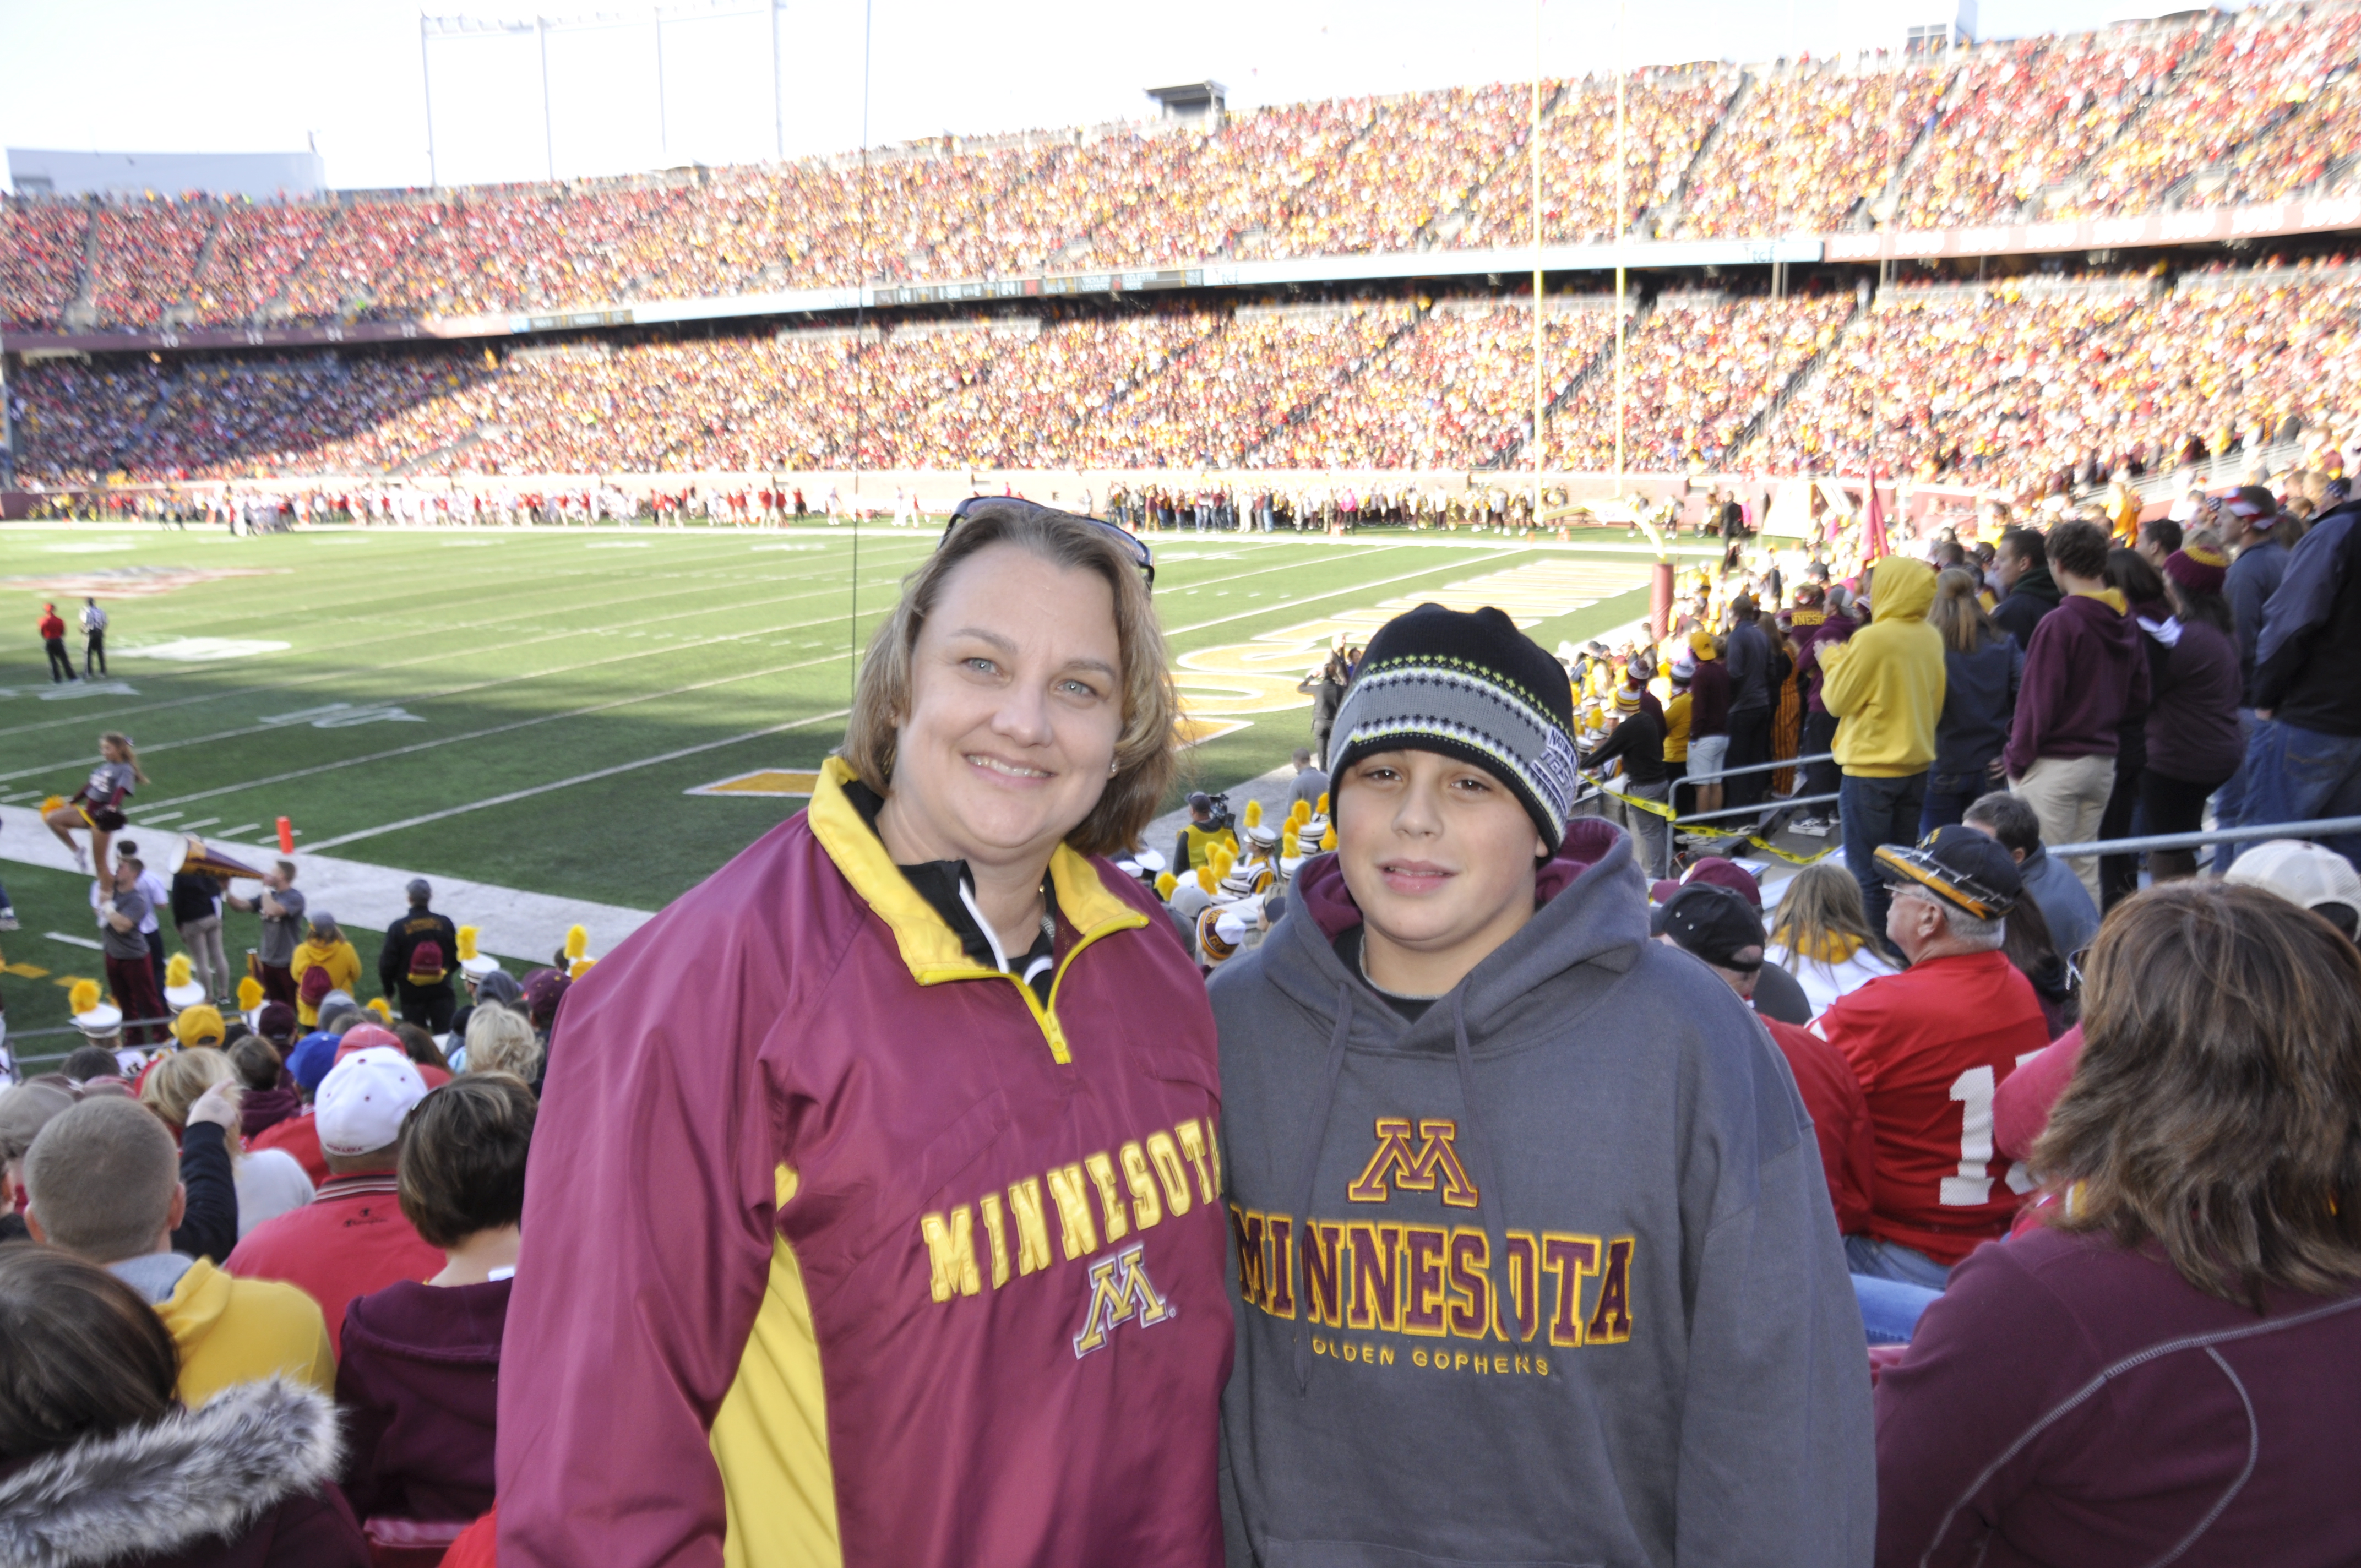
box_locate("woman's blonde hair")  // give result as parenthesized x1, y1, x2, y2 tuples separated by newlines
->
(1767, 862, 1884, 971)
(1926, 568, 1999, 656)
(99, 732, 148, 786)
(139, 1048, 237, 1150)
(841, 502, 1179, 856)
(464, 1004, 542, 1085)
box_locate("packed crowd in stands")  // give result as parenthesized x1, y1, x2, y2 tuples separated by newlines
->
(1892, 24, 2197, 228)
(2055, 4, 2361, 216)
(8, 460, 2361, 1564)
(1456, 69, 1740, 247)
(1546, 290, 1855, 470)
(1765, 259, 2361, 490)
(12, 249, 2358, 496)
(1673, 61, 1955, 237)
(1280, 301, 1616, 470)
(6, 4, 2361, 335)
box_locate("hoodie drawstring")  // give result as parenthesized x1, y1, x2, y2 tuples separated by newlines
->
(1290, 983, 1354, 1393)
(1451, 990, 1529, 1346)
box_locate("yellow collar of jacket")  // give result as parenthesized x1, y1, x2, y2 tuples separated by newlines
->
(806, 755, 1146, 990)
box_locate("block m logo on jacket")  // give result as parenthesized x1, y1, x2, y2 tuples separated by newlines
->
(1072, 1242, 1176, 1357)
(1347, 1117, 1479, 1208)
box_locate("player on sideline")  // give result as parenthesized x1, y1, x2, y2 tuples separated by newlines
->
(43, 733, 146, 876)
(1210, 603, 1873, 1567)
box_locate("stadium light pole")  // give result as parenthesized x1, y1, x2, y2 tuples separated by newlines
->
(1613, 0, 1626, 503)
(420, 14, 438, 189)
(538, 14, 557, 181)
(1531, 0, 1543, 532)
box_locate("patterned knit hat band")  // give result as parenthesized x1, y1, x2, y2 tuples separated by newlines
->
(1328, 604, 1579, 852)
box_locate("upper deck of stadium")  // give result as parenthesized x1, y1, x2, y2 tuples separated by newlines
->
(4, 0, 2359, 351)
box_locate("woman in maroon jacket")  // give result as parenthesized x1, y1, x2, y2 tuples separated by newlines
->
(1875, 882, 2361, 1567)
(2137, 547, 2246, 883)
(337, 1072, 536, 1531)
(497, 502, 1231, 1568)
(0, 1245, 367, 1567)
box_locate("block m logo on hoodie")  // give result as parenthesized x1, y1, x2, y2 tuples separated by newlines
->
(1072, 1241, 1176, 1357)
(1347, 1118, 1479, 1208)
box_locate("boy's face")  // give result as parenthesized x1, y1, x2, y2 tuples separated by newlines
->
(1335, 749, 1544, 961)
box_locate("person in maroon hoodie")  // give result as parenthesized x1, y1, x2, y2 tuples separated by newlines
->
(1876, 881, 2361, 1566)
(1786, 581, 1856, 833)
(2003, 520, 2151, 908)
(338, 1073, 534, 1529)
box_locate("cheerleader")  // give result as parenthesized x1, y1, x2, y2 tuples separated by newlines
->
(43, 732, 145, 875)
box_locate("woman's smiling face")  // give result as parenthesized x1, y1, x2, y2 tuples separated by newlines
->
(884, 542, 1126, 872)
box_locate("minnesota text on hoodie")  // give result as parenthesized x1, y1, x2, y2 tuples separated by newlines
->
(1211, 821, 1876, 1568)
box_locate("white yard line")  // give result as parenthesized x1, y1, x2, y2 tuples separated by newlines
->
(300, 707, 852, 852)
(1162, 549, 1531, 637)
(0, 567, 921, 783)
(0, 541, 935, 742)
(125, 634, 882, 813)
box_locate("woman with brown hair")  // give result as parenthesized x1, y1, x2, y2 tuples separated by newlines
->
(497, 501, 1231, 1568)
(0, 1244, 367, 1566)
(1919, 568, 2022, 835)
(1876, 882, 2361, 1565)
(41, 731, 146, 875)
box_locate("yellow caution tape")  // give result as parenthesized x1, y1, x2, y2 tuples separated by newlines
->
(1582, 782, 1841, 868)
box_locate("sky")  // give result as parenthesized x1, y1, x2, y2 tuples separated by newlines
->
(0, 0, 2221, 193)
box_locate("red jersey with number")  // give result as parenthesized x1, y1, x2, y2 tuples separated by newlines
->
(1810, 950, 2050, 1265)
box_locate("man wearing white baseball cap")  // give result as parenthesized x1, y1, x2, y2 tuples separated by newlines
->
(225, 1047, 444, 1355)
(2224, 838, 2361, 942)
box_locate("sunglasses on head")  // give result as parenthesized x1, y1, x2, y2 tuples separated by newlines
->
(938, 496, 1155, 591)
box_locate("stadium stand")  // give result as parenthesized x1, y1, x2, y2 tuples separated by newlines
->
(7, 2, 2361, 336)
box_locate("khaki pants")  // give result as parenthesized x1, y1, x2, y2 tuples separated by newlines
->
(2012, 754, 2115, 906)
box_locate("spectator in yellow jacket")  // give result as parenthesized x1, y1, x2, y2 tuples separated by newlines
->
(291, 912, 362, 1028)
(23, 1095, 335, 1407)
(1817, 555, 1946, 936)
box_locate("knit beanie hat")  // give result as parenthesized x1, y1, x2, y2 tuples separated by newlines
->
(2163, 545, 2228, 596)
(1328, 603, 1580, 852)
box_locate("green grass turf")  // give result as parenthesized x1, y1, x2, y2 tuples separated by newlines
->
(3, 520, 1713, 1044)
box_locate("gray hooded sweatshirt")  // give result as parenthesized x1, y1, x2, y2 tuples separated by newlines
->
(1209, 818, 1873, 1567)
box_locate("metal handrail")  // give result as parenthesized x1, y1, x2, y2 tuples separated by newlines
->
(1687, 750, 1834, 780)
(1678, 792, 1840, 825)
(2049, 815, 2361, 858)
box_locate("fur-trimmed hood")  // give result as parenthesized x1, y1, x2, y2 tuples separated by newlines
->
(0, 1379, 341, 1567)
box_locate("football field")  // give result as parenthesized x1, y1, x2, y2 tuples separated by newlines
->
(1, 520, 1689, 1039)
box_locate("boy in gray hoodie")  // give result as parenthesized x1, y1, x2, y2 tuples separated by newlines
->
(1210, 603, 1874, 1567)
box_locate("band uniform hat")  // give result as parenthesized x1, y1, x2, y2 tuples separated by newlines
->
(1874, 824, 2023, 920)
(1328, 603, 1581, 853)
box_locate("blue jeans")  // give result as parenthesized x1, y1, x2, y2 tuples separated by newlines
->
(2238, 717, 2361, 867)
(1853, 1274, 1943, 1346)
(1845, 1233, 1953, 1289)
(1842, 770, 1929, 939)
(2210, 708, 2259, 870)
(1918, 769, 1992, 837)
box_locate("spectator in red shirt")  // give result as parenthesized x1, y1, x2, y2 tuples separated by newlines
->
(1877, 883, 2361, 1566)
(1652, 883, 1874, 1233)
(1811, 826, 2052, 1291)
(38, 602, 75, 683)
(225, 1046, 443, 1356)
